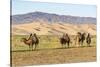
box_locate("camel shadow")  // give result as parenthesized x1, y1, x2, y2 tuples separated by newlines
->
(11, 48, 69, 52)
(11, 45, 94, 52)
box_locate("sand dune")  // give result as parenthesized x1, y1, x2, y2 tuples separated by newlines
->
(12, 22, 96, 35)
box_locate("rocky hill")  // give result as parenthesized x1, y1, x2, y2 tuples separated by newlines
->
(11, 11, 96, 24)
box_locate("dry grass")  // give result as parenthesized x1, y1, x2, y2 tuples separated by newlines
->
(11, 47, 96, 66)
(11, 35, 96, 66)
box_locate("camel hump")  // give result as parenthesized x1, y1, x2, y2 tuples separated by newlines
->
(32, 34, 38, 42)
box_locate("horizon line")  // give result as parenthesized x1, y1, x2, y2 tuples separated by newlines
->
(11, 11, 96, 18)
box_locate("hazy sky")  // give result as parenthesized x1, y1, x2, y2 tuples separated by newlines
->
(12, 0, 96, 17)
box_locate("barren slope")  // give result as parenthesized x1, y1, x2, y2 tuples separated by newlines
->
(12, 22, 96, 35)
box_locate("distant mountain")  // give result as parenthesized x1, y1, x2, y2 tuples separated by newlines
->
(11, 11, 96, 24)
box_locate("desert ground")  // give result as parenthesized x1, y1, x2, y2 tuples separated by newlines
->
(11, 35, 96, 66)
(12, 47, 96, 66)
(12, 22, 96, 35)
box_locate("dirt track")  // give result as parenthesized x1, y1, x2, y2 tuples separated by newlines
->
(11, 47, 96, 66)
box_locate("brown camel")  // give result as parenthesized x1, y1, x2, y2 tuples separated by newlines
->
(60, 33, 70, 48)
(75, 32, 86, 47)
(86, 33, 91, 47)
(21, 33, 39, 50)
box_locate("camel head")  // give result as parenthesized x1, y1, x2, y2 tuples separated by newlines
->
(87, 33, 90, 37)
(77, 32, 81, 35)
(33, 33, 36, 35)
(83, 32, 86, 35)
(82, 32, 86, 37)
(65, 33, 68, 36)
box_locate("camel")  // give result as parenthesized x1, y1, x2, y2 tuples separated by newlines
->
(86, 33, 91, 47)
(75, 32, 86, 47)
(60, 33, 70, 48)
(21, 33, 39, 50)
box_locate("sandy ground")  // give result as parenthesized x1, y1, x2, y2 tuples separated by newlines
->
(12, 22, 96, 35)
(11, 47, 96, 66)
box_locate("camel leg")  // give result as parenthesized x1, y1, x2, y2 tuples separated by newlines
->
(89, 44, 91, 47)
(29, 45, 31, 50)
(65, 44, 67, 48)
(30, 43, 33, 51)
(81, 41, 84, 47)
(67, 42, 69, 48)
(64, 43, 67, 48)
(87, 43, 88, 47)
(88, 43, 91, 47)
(75, 38, 77, 46)
(79, 42, 82, 47)
(87, 41, 89, 47)
(62, 44, 63, 48)
(78, 42, 80, 47)
(80, 42, 82, 47)
(31, 45, 33, 51)
(34, 44, 37, 50)
(75, 41, 78, 47)
(34, 44, 36, 50)
(81, 42, 83, 47)
(89, 41, 91, 47)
